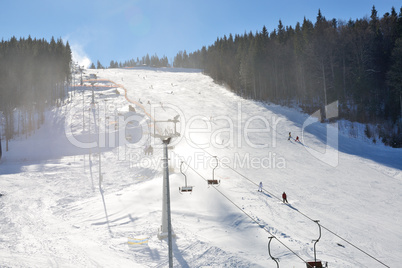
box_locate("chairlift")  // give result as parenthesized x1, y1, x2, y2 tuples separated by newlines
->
(207, 156, 220, 186)
(267, 237, 279, 268)
(306, 220, 328, 268)
(179, 161, 193, 193)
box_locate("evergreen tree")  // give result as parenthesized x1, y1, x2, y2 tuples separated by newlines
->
(96, 60, 104, 69)
(0, 36, 72, 148)
(387, 38, 402, 121)
(171, 5, 402, 146)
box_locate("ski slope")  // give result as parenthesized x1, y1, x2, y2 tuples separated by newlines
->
(0, 67, 401, 267)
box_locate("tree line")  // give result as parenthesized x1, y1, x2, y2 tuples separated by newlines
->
(173, 6, 402, 147)
(90, 53, 170, 69)
(0, 36, 72, 151)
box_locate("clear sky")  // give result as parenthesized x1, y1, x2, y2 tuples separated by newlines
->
(1, 0, 401, 67)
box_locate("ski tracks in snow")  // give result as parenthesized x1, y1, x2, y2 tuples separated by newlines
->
(0, 172, 101, 267)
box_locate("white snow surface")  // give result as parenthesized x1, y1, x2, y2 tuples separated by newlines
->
(0, 67, 401, 267)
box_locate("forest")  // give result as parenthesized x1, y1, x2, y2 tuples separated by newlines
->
(93, 53, 170, 69)
(0, 36, 72, 151)
(173, 6, 402, 147)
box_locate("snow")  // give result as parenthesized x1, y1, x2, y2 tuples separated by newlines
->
(0, 67, 401, 267)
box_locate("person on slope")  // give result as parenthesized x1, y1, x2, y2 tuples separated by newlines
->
(288, 132, 291, 141)
(295, 136, 300, 142)
(282, 192, 288, 203)
(144, 145, 153, 155)
(258, 182, 263, 192)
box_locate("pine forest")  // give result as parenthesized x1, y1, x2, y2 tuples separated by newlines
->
(173, 7, 402, 147)
(0, 36, 72, 150)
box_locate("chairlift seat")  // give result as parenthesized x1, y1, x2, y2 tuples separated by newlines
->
(306, 261, 324, 268)
(179, 161, 192, 193)
(180, 186, 193, 192)
(207, 179, 219, 185)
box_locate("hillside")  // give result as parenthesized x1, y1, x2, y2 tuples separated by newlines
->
(0, 67, 401, 267)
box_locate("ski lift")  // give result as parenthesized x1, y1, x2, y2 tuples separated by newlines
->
(267, 237, 279, 268)
(207, 156, 220, 186)
(306, 220, 328, 268)
(179, 161, 193, 193)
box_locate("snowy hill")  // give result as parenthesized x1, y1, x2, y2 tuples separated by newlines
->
(0, 67, 401, 267)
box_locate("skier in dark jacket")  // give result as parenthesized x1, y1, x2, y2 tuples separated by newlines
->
(282, 192, 288, 203)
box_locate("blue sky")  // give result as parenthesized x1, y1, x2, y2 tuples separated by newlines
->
(1, 0, 401, 67)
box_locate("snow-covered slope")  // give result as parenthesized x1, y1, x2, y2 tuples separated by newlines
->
(0, 67, 401, 267)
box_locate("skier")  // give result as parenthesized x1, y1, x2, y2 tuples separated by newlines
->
(295, 136, 300, 142)
(258, 182, 263, 192)
(144, 145, 153, 155)
(288, 132, 291, 140)
(282, 192, 288, 203)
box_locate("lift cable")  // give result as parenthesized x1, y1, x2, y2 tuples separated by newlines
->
(172, 151, 312, 267)
(184, 140, 390, 268)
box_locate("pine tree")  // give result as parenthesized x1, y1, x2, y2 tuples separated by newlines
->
(96, 60, 104, 69)
(387, 38, 402, 121)
(169, 5, 402, 145)
(0, 36, 72, 146)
